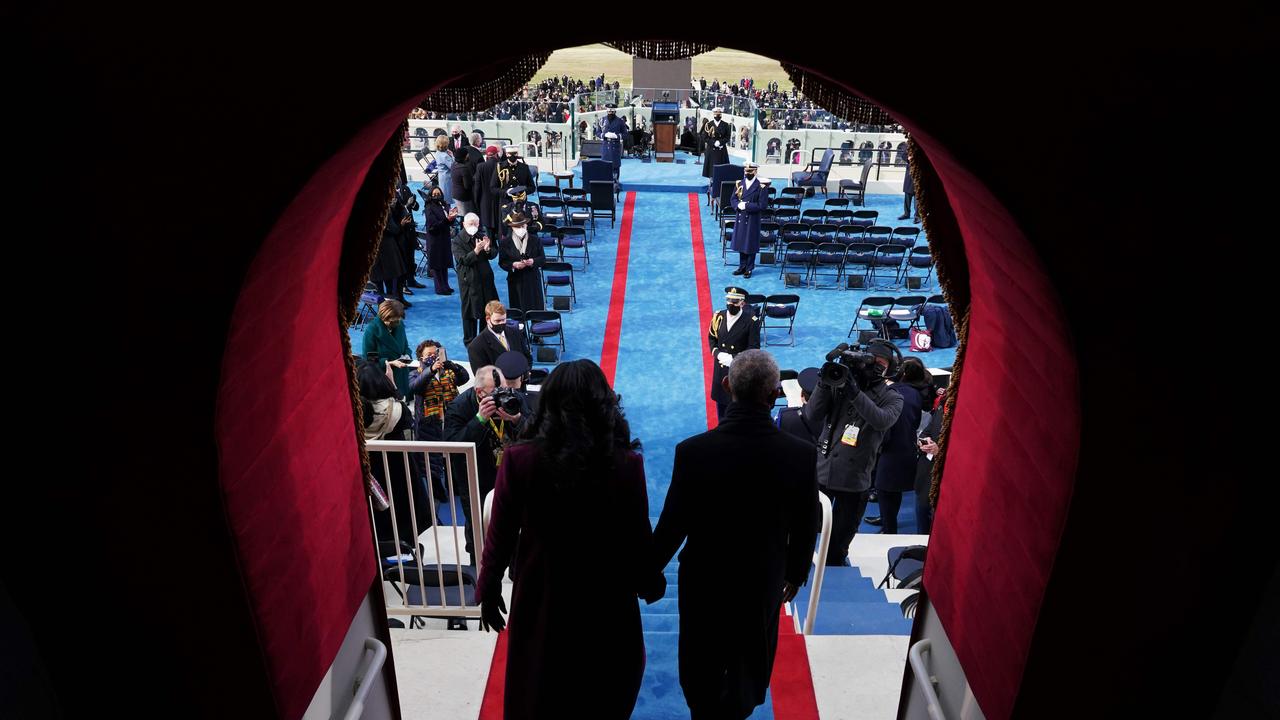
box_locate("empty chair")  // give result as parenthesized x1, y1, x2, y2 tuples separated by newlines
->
(903, 246, 935, 286)
(780, 186, 806, 199)
(800, 208, 827, 226)
(758, 221, 780, 263)
(541, 198, 567, 225)
(843, 242, 877, 285)
(826, 209, 854, 227)
(836, 224, 865, 245)
(865, 225, 894, 246)
(890, 226, 921, 248)
(811, 242, 846, 289)
(589, 180, 616, 228)
(717, 180, 738, 222)
(849, 295, 897, 338)
(780, 222, 810, 244)
(824, 197, 851, 211)
(565, 199, 594, 239)
(541, 261, 576, 309)
(870, 243, 908, 287)
(540, 229, 559, 259)
(763, 294, 800, 346)
(809, 223, 839, 244)
(354, 286, 384, 330)
(773, 208, 800, 226)
(779, 240, 816, 284)
(560, 187, 587, 202)
(849, 209, 878, 228)
(790, 148, 835, 197)
(524, 310, 565, 357)
(838, 158, 875, 205)
(505, 308, 527, 343)
(536, 184, 561, 199)
(772, 196, 801, 210)
(556, 226, 590, 269)
(889, 295, 928, 331)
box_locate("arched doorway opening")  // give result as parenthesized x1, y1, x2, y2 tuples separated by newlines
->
(213, 41, 1077, 720)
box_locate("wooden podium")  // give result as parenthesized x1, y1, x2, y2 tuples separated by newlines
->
(654, 122, 676, 162)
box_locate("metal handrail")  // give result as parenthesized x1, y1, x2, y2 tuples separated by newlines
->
(366, 440, 483, 619)
(908, 639, 947, 720)
(803, 491, 834, 635)
(341, 637, 387, 720)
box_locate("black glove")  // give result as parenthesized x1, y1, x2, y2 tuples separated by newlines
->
(480, 593, 507, 633)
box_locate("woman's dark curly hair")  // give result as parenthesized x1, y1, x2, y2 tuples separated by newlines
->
(526, 359, 640, 490)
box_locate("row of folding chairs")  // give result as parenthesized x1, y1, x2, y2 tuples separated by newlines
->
(538, 180, 617, 229)
(848, 295, 948, 339)
(502, 308, 566, 359)
(778, 241, 935, 289)
(721, 220, 915, 254)
(741, 293, 801, 346)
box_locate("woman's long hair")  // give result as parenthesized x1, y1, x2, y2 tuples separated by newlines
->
(527, 359, 639, 490)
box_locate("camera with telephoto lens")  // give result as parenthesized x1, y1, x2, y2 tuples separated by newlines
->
(490, 370, 524, 416)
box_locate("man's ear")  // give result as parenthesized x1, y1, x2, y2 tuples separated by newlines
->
(721, 376, 732, 396)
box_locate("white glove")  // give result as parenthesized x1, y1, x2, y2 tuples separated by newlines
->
(737, 202, 746, 210)
(714, 141, 722, 148)
(717, 352, 733, 367)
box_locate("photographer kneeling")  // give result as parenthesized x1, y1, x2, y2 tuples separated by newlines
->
(803, 340, 904, 566)
(444, 365, 532, 566)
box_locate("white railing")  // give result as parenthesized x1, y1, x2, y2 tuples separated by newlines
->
(366, 440, 484, 621)
(803, 491, 834, 634)
(908, 639, 947, 720)
(341, 637, 387, 720)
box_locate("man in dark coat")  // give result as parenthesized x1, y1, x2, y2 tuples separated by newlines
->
(451, 213, 499, 345)
(443, 365, 531, 564)
(730, 161, 766, 278)
(473, 145, 502, 238)
(599, 104, 628, 184)
(495, 204, 545, 313)
(452, 133, 486, 218)
(467, 300, 532, 371)
(802, 340, 904, 565)
(654, 349, 818, 720)
(701, 108, 731, 179)
(708, 286, 761, 421)
(494, 145, 535, 204)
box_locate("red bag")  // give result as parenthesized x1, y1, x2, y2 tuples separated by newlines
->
(910, 327, 933, 352)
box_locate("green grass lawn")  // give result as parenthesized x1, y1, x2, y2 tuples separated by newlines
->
(532, 44, 792, 90)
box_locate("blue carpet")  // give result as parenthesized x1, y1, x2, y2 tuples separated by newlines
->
(792, 566, 913, 636)
(576, 152, 710, 193)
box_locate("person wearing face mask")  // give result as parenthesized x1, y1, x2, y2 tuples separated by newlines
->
(422, 185, 458, 295)
(496, 206, 545, 313)
(707, 286, 761, 421)
(730, 161, 766, 279)
(361, 299, 412, 400)
(449, 124, 467, 152)
(452, 132, 486, 217)
(474, 145, 502, 239)
(494, 144, 534, 203)
(468, 300, 531, 372)
(452, 212, 499, 345)
(700, 108, 731, 179)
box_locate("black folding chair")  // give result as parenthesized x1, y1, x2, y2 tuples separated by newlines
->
(588, 180, 616, 228)
(541, 261, 576, 310)
(849, 296, 897, 338)
(524, 310, 565, 357)
(763, 294, 800, 346)
(780, 240, 816, 285)
(557, 226, 589, 269)
(811, 242, 846, 289)
(889, 295, 928, 331)
(869, 244, 908, 288)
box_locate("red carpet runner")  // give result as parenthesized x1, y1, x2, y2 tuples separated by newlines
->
(686, 193, 719, 431)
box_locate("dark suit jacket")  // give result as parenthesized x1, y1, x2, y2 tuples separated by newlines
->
(652, 402, 818, 716)
(467, 328, 531, 373)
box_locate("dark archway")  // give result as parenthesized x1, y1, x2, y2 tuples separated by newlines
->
(30, 14, 1265, 720)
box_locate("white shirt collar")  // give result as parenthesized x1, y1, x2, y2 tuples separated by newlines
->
(725, 308, 741, 331)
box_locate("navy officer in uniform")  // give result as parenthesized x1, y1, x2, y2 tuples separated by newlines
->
(599, 104, 628, 186)
(495, 144, 535, 197)
(708, 286, 762, 421)
(496, 185, 543, 243)
(731, 161, 766, 278)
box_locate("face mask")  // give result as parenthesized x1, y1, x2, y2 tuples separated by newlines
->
(715, 115, 722, 121)
(465, 225, 478, 236)
(727, 304, 741, 316)
(745, 171, 756, 179)
(490, 323, 506, 335)
(513, 227, 528, 239)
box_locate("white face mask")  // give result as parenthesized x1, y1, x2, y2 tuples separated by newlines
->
(465, 225, 478, 236)
(513, 227, 528, 239)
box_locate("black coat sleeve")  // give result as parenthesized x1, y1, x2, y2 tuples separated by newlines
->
(652, 442, 692, 571)
(852, 386, 904, 431)
(784, 445, 820, 587)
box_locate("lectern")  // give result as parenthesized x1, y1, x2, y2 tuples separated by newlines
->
(652, 101, 679, 162)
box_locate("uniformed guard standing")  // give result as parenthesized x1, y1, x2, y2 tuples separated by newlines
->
(495, 145, 535, 198)
(497, 186, 543, 243)
(731, 161, 766, 279)
(708, 286, 762, 420)
(599, 104, 629, 186)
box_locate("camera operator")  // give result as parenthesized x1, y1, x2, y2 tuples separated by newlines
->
(802, 340, 904, 566)
(444, 365, 531, 566)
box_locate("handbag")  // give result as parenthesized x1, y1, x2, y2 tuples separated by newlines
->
(910, 327, 933, 352)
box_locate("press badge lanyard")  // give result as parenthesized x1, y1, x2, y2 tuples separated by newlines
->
(486, 417, 506, 466)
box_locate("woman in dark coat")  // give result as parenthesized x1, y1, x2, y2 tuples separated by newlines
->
(421, 186, 457, 295)
(449, 145, 473, 214)
(369, 204, 409, 301)
(361, 299, 412, 400)
(873, 358, 933, 533)
(476, 360, 662, 720)
(496, 211, 545, 312)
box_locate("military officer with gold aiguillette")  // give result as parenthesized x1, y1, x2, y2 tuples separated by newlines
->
(708, 285, 762, 421)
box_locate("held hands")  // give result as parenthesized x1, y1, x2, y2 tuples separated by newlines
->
(737, 202, 746, 210)
(480, 593, 507, 633)
(782, 581, 799, 604)
(716, 351, 733, 368)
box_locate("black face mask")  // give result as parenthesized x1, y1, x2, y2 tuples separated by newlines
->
(727, 304, 741, 316)
(490, 323, 506, 335)
(745, 171, 756, 179)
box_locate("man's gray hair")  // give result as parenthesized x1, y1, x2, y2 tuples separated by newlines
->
(473, 365, 504, 390)
(463, 212, 480, 226)
(470, 132, 484, 146)
(727, 349, 780, 406)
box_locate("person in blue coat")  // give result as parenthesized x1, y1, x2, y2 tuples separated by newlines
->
(730, 161, 766, 278)
(599, 104, 628, 185)
(870, 358, 933, 533)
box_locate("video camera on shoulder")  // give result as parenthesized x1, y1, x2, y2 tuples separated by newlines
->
(818, 339, 902, 391)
